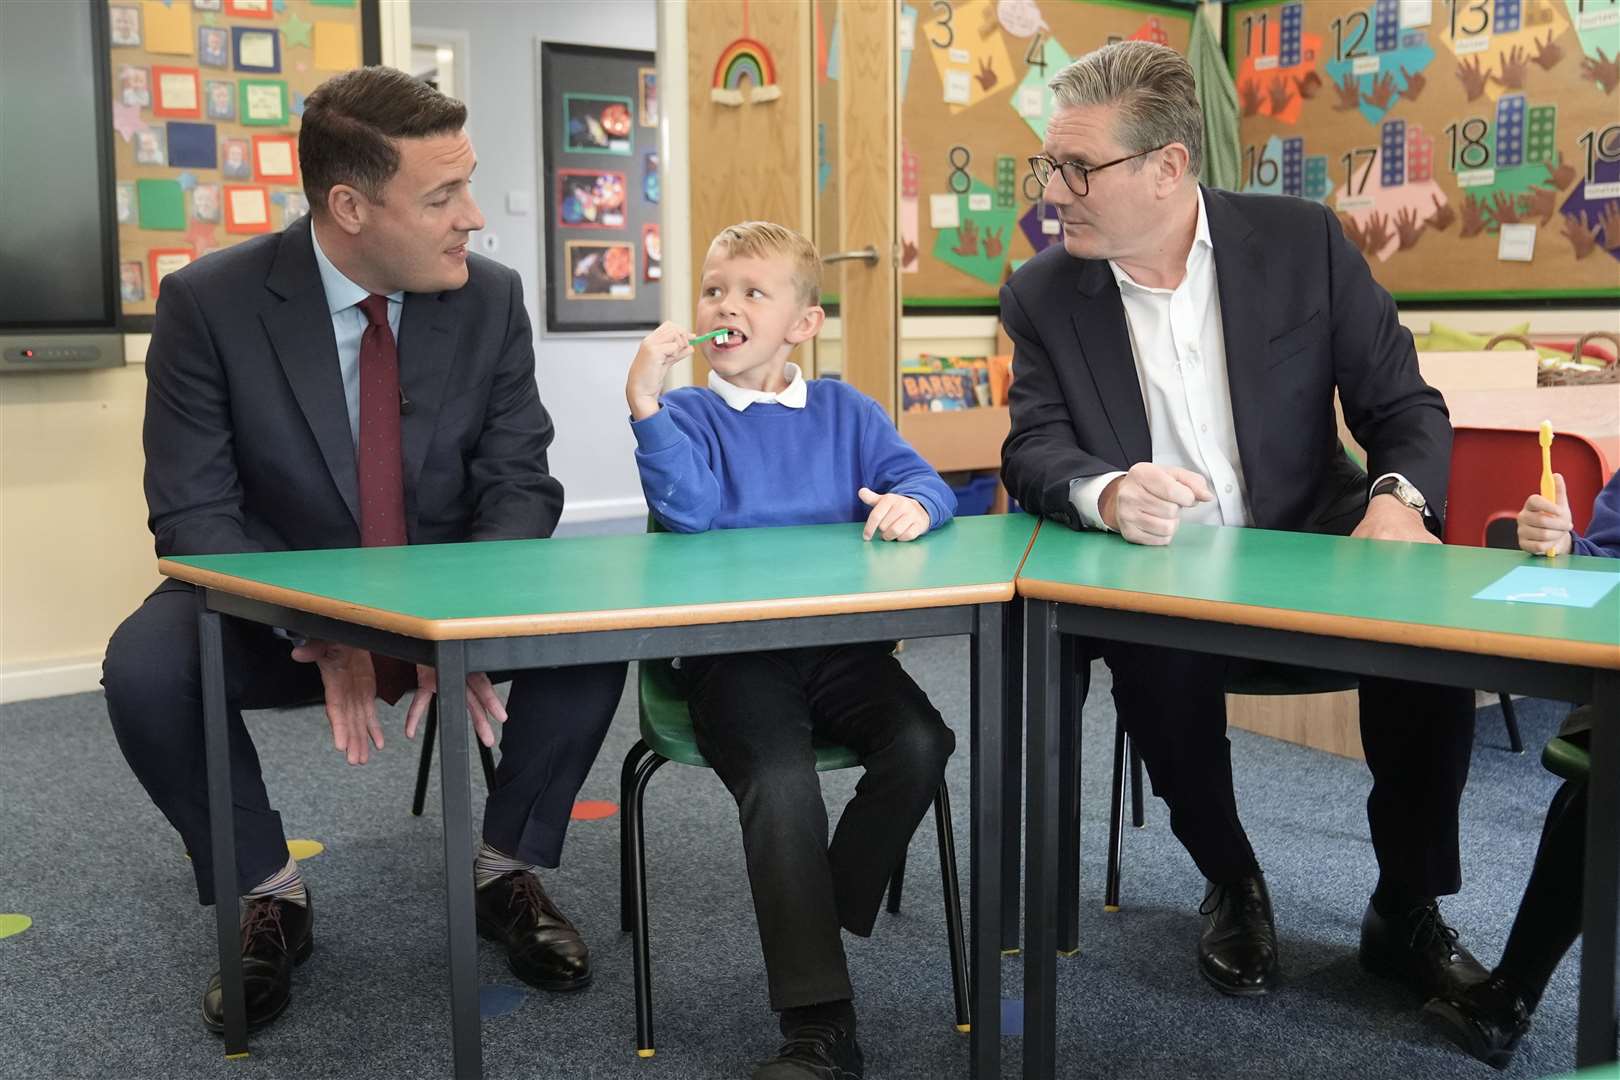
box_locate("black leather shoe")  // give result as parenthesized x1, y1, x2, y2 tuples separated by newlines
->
(202, 892, 314, 1033)
(1359, 898, 1486, 999)
(1198, 874, 1280, 996)
(1422, 973, 1534, 1070)
(475, 870, 591, 991)
(753, 1020, 864, 1080)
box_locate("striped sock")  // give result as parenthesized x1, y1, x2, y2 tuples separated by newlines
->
(474, 842, 537, 891)
(244, 856, 307, 907)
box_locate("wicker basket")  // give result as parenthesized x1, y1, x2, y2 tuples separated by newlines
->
(1485, 332, 1620, 387)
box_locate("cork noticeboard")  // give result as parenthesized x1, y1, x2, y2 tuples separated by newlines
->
(899, 0, 1196, 310)
(104, 0, 377, 328)
(1227, 0, 1620, 303)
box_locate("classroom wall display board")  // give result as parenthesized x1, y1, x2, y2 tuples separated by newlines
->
(104, 0, 377, 329)
(899, 0, 1196, 310)
(1227, 0, 1620, 304)
(538, 42, 661, 333)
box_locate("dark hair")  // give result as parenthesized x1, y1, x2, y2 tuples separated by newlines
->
(299, 66, 467, 212)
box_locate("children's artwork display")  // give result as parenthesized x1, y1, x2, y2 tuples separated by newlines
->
(1228, 0, 1620, 301)
(104, 0, 375, 325)
(540, 41, 661, 332)
(899, 0, 1196, 309)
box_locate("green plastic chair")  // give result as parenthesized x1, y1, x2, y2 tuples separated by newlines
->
(1541, 717, 1591, 783)
(617, 639, 971, 1058)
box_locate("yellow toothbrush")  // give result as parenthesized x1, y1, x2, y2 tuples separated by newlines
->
(1539, 420, 1555, 556)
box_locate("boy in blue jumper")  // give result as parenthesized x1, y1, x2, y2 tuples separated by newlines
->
(626, 221, 958, 1080)
(1424, 470, 1619, 1068)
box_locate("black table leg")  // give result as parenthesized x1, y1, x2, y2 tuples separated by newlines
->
(434, 640, 482, 1080)
(198, 596, 248, 1058)
(1023, 601, 1060, 1080)
(1057, 641, 1080, 957)
(1577, 668, 1620, 1067)
(1002, 597, 1024, 954)
(970, 602, 1005, 1079)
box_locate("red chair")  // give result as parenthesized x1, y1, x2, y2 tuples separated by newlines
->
(1446, 426, 1611, 550)
(1445, 426, 1612, 749)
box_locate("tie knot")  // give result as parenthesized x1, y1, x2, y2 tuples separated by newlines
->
(357, 294, 390, 328)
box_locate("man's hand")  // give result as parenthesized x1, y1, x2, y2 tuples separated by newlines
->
(1099, 463, 1215, 547)
(1351, 494, 1438, 544)
(404, 669, 509, 749)
(857, 487, 929, 542)
(627, 321, 694, 422)
(290, 640, 385, 764)
(1517, 473, 1574, 556)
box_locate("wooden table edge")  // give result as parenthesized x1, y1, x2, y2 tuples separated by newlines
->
(1014, 577, 1620, 672)
(160, 560, 1016, 641)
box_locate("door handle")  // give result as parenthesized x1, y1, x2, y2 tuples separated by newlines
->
(822, 245, 880, 265)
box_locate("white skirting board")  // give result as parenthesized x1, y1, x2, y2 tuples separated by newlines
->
(1, 656, 106, 705)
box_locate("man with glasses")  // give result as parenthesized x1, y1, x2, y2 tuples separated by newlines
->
(1001, 42, 1482, 1009)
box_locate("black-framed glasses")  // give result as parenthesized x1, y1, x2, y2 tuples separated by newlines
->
(1028, 145, 1165, 197)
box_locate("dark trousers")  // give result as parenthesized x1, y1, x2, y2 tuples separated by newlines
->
(1498, 709, 1592, 998)
(103, 585, 626, 905)
(684, 643, 955, 1012)
(1077, 638, 1476, 895)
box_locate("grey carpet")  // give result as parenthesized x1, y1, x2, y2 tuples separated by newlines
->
(0, 639, 1581, 1079)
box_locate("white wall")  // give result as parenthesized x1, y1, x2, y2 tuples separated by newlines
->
(411, 0, 655, 523)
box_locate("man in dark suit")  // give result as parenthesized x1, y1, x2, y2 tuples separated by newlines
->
(1001, 42, 1483, 1005)
(103, 67, 626, 1032)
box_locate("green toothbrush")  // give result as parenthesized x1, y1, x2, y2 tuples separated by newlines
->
(689, 328, 737, 346)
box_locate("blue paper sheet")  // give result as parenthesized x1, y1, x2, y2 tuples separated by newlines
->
(1472, 566, 1620, 608)
(165, 122, 217, 169)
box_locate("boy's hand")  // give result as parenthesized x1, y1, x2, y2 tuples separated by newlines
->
(1517, 473, 1574, 556)
(858, 487, 929, 542)
(627, 321, 693, 421)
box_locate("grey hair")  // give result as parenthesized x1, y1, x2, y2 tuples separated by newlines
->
(1047, 41, 1203, 178)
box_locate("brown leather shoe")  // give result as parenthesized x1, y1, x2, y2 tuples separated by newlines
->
(475, 870, 591, 991)
(202, 892, 314, 1032)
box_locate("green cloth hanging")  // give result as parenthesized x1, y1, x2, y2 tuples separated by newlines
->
(1188, 3, 1240, 191)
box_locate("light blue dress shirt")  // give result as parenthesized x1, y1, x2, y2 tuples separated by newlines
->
(309, 222, 405, 447)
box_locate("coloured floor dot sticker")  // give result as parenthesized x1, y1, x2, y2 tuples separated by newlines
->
(1000, 998, 1023, 1036)
(570, 800, 619, 821)
(479, 984, 527, 1019)
(287, 839, 325, 860)
(0, 915, 33, 940)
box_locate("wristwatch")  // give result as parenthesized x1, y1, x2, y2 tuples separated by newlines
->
(1370, 475, 1427, 515)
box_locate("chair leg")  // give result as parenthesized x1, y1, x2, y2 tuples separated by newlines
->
(1056, 644, 1081, 956)
(619, 740, 651, 934)
(932, 782, 972, 1033)
(886, 857, 906, 915)
(1129, 736, 1145, 829)
(1105, 719, 1128, 912)
(1500, 693, 1525, 753)
(410, 700, 439, 817)
(627, 748, 667, 1057)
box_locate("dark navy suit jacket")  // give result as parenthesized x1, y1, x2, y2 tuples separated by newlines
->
(999, 186, 1451, 536)
(142, 215, 562, 575)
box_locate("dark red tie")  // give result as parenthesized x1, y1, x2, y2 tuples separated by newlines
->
(356, 294, 414, 704)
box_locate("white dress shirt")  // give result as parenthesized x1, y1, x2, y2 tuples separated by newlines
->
(708, 361, 808, 411)
(1072, 190, 1250, 530)
(1069, 191, 1424, 532)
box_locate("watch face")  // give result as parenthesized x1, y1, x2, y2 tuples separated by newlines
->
(1395, 480, 1424, 510)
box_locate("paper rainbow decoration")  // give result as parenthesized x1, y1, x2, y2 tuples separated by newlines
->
(711, 37, 781, 106)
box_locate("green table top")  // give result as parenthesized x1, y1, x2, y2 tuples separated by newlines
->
(1019, 523, 1620, 670)
(160, 514, 1039, 640)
